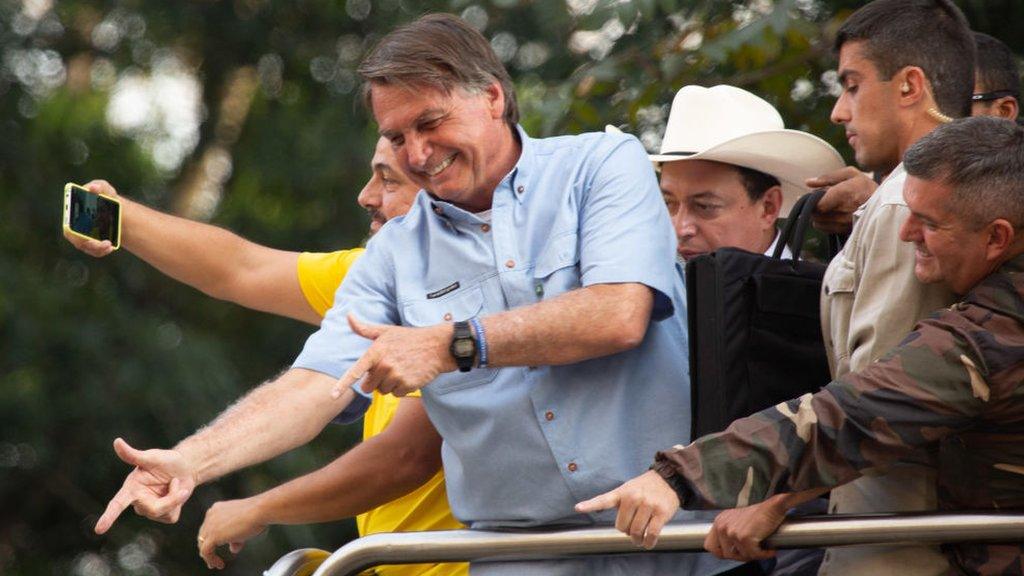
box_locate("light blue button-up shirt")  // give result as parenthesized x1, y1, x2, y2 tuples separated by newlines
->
(295, 127, 733, 574)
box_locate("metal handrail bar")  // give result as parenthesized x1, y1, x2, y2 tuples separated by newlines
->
(264, 548, 331, 576)
(264, 512, 1024, 576)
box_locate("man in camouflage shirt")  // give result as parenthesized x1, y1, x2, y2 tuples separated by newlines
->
(578, 116, 1024, 575)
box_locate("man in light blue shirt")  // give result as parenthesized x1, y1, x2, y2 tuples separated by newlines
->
(292, 13, 735, 575)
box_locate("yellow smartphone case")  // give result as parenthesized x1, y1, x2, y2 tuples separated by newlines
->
(63, 183, 122, 250)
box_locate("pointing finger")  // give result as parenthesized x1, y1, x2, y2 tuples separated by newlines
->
(95, 484, 134, 534)
(575, 491, 621, 514)
(331, 348, 379, 398)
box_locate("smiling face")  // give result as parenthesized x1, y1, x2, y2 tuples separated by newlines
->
(659, 159, 781, 260)
(898, 175, 993, 294)
(370, 81, 516, 212)
(831, 41, 904, 174)
(357, 137, 420, 235)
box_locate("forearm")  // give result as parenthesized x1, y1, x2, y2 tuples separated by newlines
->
(176, 368, 356, 485)
(653, 391, 865, 511)
(762, 487, 830, 514)
(120, 198, 315, 323)
(234, 397, 441, 525)
(250, 435, 440, 525)
(482, 283, 653, 367)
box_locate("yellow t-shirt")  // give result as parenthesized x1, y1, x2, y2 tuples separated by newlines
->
(297, 251, 467, 576)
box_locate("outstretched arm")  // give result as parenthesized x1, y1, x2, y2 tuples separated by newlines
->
(64, 180, 320, 325)
(195, 397, 443, 569)
(95, 368, 358, 534)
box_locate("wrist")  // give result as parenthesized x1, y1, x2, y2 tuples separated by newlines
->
(171, 442, 207, 486)
(243, 493, 275, 526)
(437, 323, 457, 372)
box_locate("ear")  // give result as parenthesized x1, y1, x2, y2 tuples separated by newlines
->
(985, 219, 1016, 262)
(898, 66, 929, 109)
(760, 185, 783, 227)
(483, 81, 506, 121)
(994, 96, 1019, 120)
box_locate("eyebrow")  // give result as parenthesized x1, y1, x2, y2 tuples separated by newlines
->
(379, 108, 448, 139)
(688, 191, 724, 201)
(838, 70, 859, 85)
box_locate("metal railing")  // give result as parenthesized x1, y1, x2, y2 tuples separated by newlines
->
(264, 512, 1024, 576)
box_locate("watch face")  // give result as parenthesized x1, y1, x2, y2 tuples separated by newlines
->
(453, 339, 475, 356)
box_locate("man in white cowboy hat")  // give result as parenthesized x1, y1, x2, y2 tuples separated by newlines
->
(608, 85, 845, 576)
(649, 84, 844, 261)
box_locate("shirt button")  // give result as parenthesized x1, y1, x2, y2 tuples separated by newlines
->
(481, 224, 491, 232)
(505, 259, 515, 268)
(433, 205, 443, 215)
(544, 411, 554, 421)
(567, 462, 578, 472)
(443, 312, 453, 321)
(516, 185, 525, 194)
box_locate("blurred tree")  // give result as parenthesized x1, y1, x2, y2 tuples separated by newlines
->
(0, 1, 1017, 574)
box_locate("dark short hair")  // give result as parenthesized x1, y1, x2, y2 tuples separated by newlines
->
(834, 0, 975, 119)
(358, 13, 519, 128)
(903, 116, 1024, 229)
(735, 165, 781, 203)
(974, 32, 1021, 96)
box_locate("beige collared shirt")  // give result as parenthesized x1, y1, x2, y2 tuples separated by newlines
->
(818, 163, 954, 576)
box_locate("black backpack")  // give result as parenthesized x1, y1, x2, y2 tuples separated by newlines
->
(686, 190, 839, 439)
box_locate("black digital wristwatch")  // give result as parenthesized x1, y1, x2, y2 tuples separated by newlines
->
(449, 320, 476, 373)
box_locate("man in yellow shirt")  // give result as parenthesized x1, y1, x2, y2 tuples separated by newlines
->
(66, 138, 466, 575)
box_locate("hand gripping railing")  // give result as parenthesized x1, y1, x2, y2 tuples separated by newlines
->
(265, 512, 1024, 576)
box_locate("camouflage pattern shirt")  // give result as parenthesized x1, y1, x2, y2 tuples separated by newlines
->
(654, 254, 1024, 575)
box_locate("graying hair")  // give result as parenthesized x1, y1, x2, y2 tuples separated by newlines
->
(903, 116, 1024, 229)
(358, 13, 519, 128)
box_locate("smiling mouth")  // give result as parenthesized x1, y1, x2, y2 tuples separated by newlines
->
(425, 154, 456, 177)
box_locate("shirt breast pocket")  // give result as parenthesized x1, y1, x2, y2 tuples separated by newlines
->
(823, 257, 855, 297)
(533, 231, 581, 299)
(401, 284, 499, 395)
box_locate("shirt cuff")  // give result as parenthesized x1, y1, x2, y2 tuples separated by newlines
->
(652, 451, 696, 508)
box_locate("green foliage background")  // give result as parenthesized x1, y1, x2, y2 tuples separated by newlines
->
(0, 0, 1019, 574)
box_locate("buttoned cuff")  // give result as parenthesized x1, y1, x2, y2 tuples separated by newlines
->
(652, 451, 695, 508)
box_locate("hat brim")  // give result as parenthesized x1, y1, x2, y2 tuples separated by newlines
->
(650, 130, 846, 217)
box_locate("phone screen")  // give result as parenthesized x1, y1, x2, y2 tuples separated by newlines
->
(67, 186, 120, 245)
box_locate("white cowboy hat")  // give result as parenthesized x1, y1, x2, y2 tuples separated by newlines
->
(648, 85, 845, 216)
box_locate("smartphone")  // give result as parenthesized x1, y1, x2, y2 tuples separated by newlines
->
(63, 183, 122, 249)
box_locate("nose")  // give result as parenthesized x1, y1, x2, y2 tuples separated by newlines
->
(673, 209, 697, 241)
(405, 132, 432, 170)
(358, 174, 382, 210)
(898, 212, 920, 243)
(830, 92, 849, 125)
